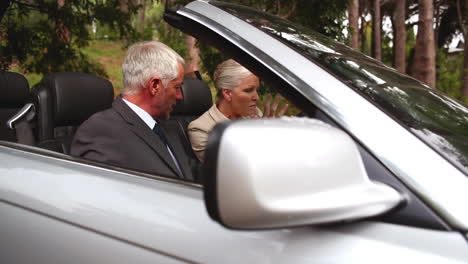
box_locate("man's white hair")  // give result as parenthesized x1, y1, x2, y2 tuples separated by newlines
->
(122, 41, 185, 95)
(214, 59, 253, 98)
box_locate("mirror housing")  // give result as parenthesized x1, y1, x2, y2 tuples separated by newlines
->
(203, 118, 403, 229)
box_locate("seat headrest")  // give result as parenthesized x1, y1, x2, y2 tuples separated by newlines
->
(34, 72, 114, 126)
(172, 77, 212, 115)
(0, 72, 30, 107)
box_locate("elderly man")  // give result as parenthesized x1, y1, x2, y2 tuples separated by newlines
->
(71, 41, 193, 181)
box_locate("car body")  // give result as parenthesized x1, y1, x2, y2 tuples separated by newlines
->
(1, 1, 468, 263)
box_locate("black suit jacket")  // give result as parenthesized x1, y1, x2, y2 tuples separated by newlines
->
(70, 97, 194, 181)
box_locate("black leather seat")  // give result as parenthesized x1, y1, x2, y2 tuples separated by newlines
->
(0, 72, 30, 142)
(166, 76, 213, 160)
(32, 72, 114, 154)
(164, 76, 212, 183)
(172, 76, 213, 132)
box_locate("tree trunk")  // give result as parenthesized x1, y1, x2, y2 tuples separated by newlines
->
(411, 0, 436, 88)
(275, 0, 297, 18)
(0, 0, 12, 21)
(461, 0, 468, 97)
(464, 36, 468, 97)
(360, 15, 371, 55)
(348, 0, 360, 49)
(393, 0, 406, 73)
(119, 0, 128, 13)
(56, 0, 70, 43)
(185, 35, 201, 77)
(434, 0, 440, 49)
(137, 0, 146, 33)
(372, 0, 382, 61)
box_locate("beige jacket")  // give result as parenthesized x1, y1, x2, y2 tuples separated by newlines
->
(188, 104, 229, 162)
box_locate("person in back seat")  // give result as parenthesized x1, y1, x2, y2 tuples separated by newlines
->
(188, 59, 288, 162)
(71, 41, 194, 181)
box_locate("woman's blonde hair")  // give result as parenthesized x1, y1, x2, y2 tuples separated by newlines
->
(214, 59, 253, 100)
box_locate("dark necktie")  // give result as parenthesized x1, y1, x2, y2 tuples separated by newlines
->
(153, 123, 184, 178)
(153, 123, 169, 147)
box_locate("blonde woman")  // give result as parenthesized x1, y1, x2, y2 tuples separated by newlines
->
(188, 59, 288, 161)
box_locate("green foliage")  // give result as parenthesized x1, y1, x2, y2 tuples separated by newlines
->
(293, 0, 347, 41)
(381, 31, 394, 67)
(436, 49, 464, 100)
(218, 0, 348, 40)
(0, 0, 138, 77)
(81, 40, 126, 93)
(197, 42, 228, 82)
(405, 28, 417, 75)
(406, 28, 416, 58)
(150, 2, 187, 58)
(186, 0, 348, 94)
(359, 21, 372, 55)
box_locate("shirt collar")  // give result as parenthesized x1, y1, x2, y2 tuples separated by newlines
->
(122, 98, 156, 129)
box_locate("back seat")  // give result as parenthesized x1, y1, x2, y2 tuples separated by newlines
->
(172, 76, 213, 133)
(31, 72, 114, 154)
(0, 72, 30, 142)
(167, 76, 212, 160)
(4, 71, 210, 161)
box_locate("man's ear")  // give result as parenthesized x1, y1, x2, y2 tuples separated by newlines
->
(148, 77, 162, 96)
(222, 89, 232, 102)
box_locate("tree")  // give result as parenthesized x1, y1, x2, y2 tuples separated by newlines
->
(434, 0, 461, 49)
(436, 49, 463, 99)
(0, 0, 11, 19)
(174, 0, 348, 79)
(120, 0, 129, 12)
(411, 0, 436, 88)
(358, 0, 372, 55)
(348, 0, 360, 49)
(0, 0, 138, 76)
(457, 0, 468, 97)
(56, 0, 70, 43)
(294, 0, 348, 41)
(393, 0, 406, 73)
(372, 0, 382, 60)
(185, 35, 201, 76)
(136, 0, 147, 33)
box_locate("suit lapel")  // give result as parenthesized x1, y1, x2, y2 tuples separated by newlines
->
(160, 121, 194, 181)
(112, 97, 183, 178)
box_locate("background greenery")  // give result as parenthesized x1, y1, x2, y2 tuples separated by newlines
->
(1, 0, 466, 105)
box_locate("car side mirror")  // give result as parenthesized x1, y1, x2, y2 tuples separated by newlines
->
(203, 118, 403, 229)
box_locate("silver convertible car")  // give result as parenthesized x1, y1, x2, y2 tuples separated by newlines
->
(1, 1, 468, 263)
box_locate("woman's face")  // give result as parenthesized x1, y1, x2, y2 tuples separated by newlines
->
(228, 74, 260, 118)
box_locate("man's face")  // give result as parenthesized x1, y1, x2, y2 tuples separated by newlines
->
(154, 63, 184, 120)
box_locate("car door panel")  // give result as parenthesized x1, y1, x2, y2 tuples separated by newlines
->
(2, 146, 468, 263)
(0, 202, 190, 264)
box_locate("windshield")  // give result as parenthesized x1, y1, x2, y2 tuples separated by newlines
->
(211, 1, 468, 174)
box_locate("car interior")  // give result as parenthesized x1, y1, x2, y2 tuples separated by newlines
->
(31, 72, 114, 153)
(0, 69, 453, 230)
(0, 71, 213, 175)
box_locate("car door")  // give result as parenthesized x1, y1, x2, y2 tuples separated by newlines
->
(1, 143, 335, 264)
(2, 143, 468, 264)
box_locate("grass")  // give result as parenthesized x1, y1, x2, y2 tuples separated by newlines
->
(13, 40, 126, 96)
(82, 40, 126, 95)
